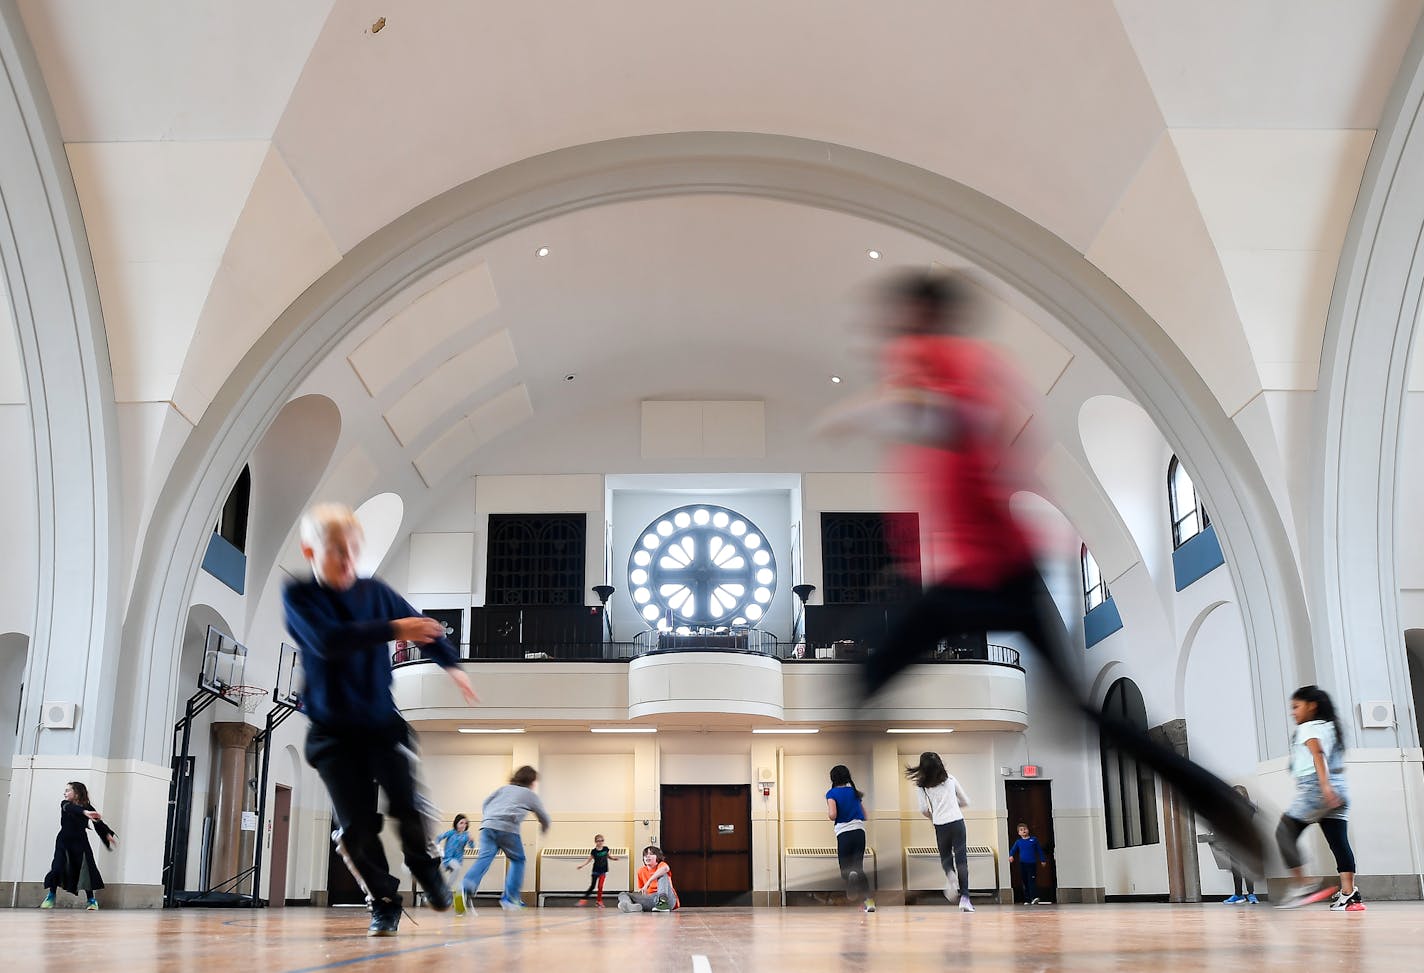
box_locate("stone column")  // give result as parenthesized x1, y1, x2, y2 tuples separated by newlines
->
(210, 722, 258, 891)
(1148, 719, 1200, 903)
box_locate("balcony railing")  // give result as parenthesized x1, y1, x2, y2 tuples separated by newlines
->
(392, 638, 1020, 669)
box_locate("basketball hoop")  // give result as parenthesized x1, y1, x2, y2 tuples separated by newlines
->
(223, 684, 269, 715)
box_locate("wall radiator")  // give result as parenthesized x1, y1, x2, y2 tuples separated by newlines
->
(536, 847, 631, 894)
(780, 846, 877, 905)
(904, 844, 998, 894)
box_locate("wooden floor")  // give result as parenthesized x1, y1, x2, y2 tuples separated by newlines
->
(4, 902, 1416, 972)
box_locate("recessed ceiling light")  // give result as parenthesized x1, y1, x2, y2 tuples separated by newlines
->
(535, 246, 550, 257)
(752, 728, 819, 734)
(867, 249, 882, 260)
(830, 375, 842, 384)
(458, 727, 525, 734)
(590, 727, 657, 733)
(886, 728, 955, 734)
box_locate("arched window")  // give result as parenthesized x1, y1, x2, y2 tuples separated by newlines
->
(214, 465, 251, 553)
(1081, 544, 1109, 611)
(1168, 456, 1210, 549)
(1100, 678, 1160, 849)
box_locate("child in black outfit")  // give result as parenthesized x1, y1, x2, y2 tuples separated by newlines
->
(284, 503, 478, 936)
(40, 781, 116, 910)
(576, 834, 619, 907)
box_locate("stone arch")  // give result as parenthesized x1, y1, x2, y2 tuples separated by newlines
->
(0, 7, 121, 758)
(1313, 13, 1424, 750)
(243, 393, 342, 630)
(1173, 600, 1231, 718)
(119, 131, 1309, 763)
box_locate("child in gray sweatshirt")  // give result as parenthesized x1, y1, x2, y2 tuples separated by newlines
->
(456, 766, 551, 914)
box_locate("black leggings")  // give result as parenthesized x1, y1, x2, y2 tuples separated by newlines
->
(934, 820, 969, 895)
(866, 569, 1263, 872)
(836, 828, 869, 901)
(1231, 868, 1255, 896)
(1276, 814, 1356, 874)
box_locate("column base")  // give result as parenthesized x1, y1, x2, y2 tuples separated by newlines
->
(0, 881, 163, 909)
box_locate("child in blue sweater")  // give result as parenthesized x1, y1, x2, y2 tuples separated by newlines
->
(284, 503, 478, 937)
(1008, 823, 1048, 904)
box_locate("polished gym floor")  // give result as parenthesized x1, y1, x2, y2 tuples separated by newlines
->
(3, 900, 1412, 972)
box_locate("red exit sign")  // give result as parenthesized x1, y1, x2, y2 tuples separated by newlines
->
(1020, 765, 1041, 778)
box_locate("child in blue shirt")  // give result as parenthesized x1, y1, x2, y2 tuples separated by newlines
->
(826, 765, 875, 913)
(1008, 822, 1048, 904)
(438, 814, 473, 898)
(284, 503, 478, 937)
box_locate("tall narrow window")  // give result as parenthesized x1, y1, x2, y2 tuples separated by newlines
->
(1168, 456, 1210, 549)
(215, 465, 251, 553)
(1100, 678, 1160, 849)
(1081, 544, 1109, 611)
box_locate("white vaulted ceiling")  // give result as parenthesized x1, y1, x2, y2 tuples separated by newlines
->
(11, 0, 1423, 495)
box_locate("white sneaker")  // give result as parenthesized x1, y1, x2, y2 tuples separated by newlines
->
(944, 878, 959, 902)
(499, 898, 525, 912)
(616, 892, 641, 913)
(1030, 897, 1041, 905)
(959, 896, 975, 913)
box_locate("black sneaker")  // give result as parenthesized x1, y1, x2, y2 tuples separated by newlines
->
(411, 860, 452, 912)
(369, 898, 402, 937)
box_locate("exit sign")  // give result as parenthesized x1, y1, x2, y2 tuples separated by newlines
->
(1020, 764, 1041, 778)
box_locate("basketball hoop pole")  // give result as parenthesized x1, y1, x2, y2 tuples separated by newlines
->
(249, 681, 299, 908)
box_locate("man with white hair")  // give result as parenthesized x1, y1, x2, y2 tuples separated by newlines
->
(284, 502, 478, 936)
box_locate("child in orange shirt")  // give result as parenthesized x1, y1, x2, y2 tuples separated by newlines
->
(617, 846, 678, 913)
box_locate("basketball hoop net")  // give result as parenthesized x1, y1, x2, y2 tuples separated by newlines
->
(224, 684, 269, 715)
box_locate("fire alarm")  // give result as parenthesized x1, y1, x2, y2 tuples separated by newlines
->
(1020, 764, 1041, 778)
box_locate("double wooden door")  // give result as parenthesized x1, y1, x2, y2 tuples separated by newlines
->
(659, 785, 752, 906)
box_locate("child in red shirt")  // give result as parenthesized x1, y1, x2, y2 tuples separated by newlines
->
(617, 846, 678, 913)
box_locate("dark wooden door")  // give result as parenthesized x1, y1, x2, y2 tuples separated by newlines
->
(326, 809, 366, 906)
(1004, 780, 1057, 903)
(268, 786, 292, 908)
(660, 784, 752, 906)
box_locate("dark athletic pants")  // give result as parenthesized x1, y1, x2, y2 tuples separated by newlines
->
(1276, 814, 1356, 873)
(305, 721, 442, 906)
(836, 828, 868, 902)
(865, 569, 1263, 874)
(935, 819, 969, 895)
(1018, 862, 1039, 901)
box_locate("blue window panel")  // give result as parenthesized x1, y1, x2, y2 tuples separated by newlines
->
(1084, 597, 1123, 648)
(202, 532, 247, 595)
(1172, 524, 1225, 591)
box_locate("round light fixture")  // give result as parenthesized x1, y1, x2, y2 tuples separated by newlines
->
(867, 249, 882, 260)
(536, 246, 551, 257)
(830, 375, 842, 384)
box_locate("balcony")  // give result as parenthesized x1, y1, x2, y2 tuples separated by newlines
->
(391, 636, 1026, 730)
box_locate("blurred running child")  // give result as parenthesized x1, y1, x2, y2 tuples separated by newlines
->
(908, 752, 973, 913)
(826, 764, 875, 913)
(1275, 686, 1362, 911)
(459, 766, 551, 915)
(284, 503, 478, 936)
